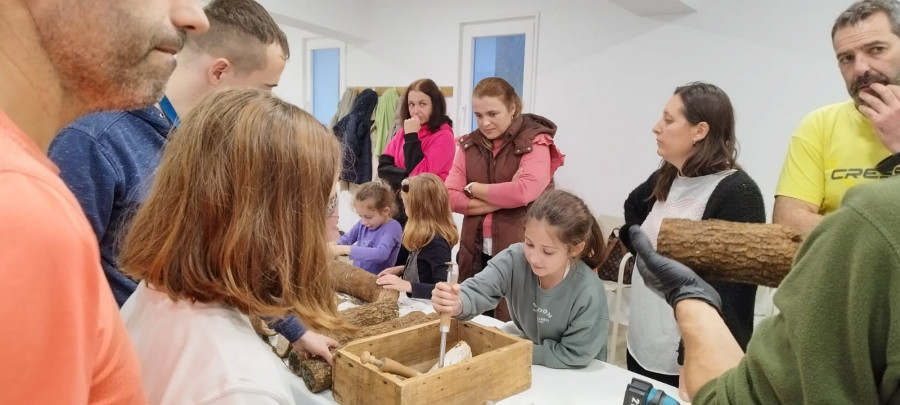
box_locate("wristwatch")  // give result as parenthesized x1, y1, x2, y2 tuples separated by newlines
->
(463, 182, 474, 198)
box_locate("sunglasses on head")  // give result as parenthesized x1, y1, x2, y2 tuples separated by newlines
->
(401, 179, 410, 193)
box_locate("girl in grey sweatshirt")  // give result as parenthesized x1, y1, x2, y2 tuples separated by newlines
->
(433, 190, 609, 369)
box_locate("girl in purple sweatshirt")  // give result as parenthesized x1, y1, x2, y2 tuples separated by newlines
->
(331, 181, 402, 274)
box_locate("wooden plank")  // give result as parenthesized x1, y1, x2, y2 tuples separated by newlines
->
(340, 319, 454, 370)
(333, 349, 400, 404)
(460, 321, 519, 356)
(401, 343, 532, 404)
(296, 312, 437, 393)
(335, 319, 532, 404)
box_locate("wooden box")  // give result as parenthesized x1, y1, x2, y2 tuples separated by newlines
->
(332, 319, 532, 405)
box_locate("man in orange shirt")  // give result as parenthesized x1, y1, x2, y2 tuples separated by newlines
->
(0, 1, 208, 403)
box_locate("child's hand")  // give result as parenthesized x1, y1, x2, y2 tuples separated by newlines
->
(377, 265, 404, 277)
(330, 243, 350, 257)
(292, 330, 339, 365)
(376, 274, 412, 293)
(431, 282, 462, 317)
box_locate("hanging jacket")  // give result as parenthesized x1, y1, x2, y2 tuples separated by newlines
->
(390, 95, 404, 138)
(372, 88, 400, 156)
(330, 88, 359, 128)
(334, 89, 378, 184)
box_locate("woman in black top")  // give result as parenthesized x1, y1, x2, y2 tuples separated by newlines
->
(620, 82, 764, 389)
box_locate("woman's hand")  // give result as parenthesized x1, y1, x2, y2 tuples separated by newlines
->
(403, 117, 422, 134)
(376, 274, 412, 293)
(431, 282, 462, 317)
(292, 330, 339, 365)
(466, 198, 500, 216)
(378, 265, 405, 277)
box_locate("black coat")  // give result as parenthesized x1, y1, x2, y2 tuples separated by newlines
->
(334, 89, 378, 183)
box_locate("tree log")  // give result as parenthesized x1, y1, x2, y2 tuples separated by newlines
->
(337, 298, 399, 330)
(329, 260, 399, 303)
(656, 218, 803, 288)
(295, 311, 439, 393)
(251, 299, 399, 361)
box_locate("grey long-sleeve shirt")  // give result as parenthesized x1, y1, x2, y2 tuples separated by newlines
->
(458, 243, 609, 368)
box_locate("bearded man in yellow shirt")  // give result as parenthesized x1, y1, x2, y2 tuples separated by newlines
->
(774, 0, 900, 235)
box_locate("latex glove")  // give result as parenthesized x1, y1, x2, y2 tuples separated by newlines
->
(292, 330, 339, 365)
(627, 225, 722, 312)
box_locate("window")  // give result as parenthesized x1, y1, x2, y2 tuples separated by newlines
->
(311, 48, 340, 125)
(304, 38, 346, 126)
(471, 34, 527, 131)
(459, 17, 538, 132)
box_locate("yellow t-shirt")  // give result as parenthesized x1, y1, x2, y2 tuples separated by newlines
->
(775, 100, 894, 215)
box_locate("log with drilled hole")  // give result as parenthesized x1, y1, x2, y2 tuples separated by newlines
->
(656, 218, 803, 288)
(295, 311, 439, 393)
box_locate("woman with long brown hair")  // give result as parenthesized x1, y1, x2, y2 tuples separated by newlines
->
(445, 77, 564, 321)
(119, 89, 350, 404)
(620, 82, 764, 389)
(376, 173, 459, 298)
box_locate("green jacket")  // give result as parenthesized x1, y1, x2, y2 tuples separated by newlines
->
(694, 178, 900, 404)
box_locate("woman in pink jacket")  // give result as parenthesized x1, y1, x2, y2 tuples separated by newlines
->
(378, 78, 455, 265)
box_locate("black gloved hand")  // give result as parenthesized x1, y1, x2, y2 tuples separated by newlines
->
(627, 225, 722, 312)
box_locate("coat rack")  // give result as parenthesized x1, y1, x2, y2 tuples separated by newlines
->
(347, 86, 454, 98)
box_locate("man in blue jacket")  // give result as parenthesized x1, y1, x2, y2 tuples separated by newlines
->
(49, 0, 339, 364)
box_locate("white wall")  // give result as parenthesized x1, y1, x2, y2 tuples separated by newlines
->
(272, 24, 314, 108)
(295, 0, 851, 221)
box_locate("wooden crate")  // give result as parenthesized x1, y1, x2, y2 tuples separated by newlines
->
(332, 319, 532, 405)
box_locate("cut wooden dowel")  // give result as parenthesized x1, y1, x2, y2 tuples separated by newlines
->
(360, 351, 421, 378)
(656, 218, 804, 288)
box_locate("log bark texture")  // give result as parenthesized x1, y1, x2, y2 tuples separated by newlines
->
(656, 218, 803, 288)
(329, 260, 399, 303)
(333, 299, 399, 338)
(295, 311, 439, 393)
(252, 299, 399, 360)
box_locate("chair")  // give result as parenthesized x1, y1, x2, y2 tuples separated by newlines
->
(602, 251, 631, 366)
